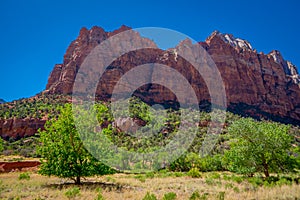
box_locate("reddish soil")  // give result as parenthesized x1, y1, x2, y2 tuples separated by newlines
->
(0, 161, 40, 173)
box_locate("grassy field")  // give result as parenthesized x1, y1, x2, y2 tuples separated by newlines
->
(0, 171, 299, 200)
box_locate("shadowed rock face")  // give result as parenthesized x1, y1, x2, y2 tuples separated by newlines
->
(0, 118, 47, 140)
(45, 26, 300, 124)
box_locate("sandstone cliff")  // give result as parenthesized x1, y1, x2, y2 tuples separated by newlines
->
(45, 26, 300, 124)
(2, 25, 300, 140)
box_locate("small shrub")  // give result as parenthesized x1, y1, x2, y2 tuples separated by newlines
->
(189, 190, 208, 200)
(208, 172, 221, 179)
(105, 176, 116, 183)
(233, 187, 240, 193)
(231, 175, 243, 183)
(95, 188, 105, 200)
(189, 190, 201, 200)
(95, 192, 105, 200)
(276, 177, 292, 186)
(264, 176, 279, 183)
(134, 175, 146, 182)
(217, 191, 225, 200)
(157, 169, 173, 178)
(200, 155, 224, 172)
(224, 183, 233, 189)
(145, 172, 155, 178)
(263, 180, 276, 187)
(18, 172, 30, 180)
(187, 168, 201, 178)
(162, 192, 177, 200)
(65, 187, 80, 199)
(205, 178, 215, 185)
(142, 192, 157, 200)
(247, 177, 263, 187)
(173, 172, 185, 177)
(222, 174, 231, 181)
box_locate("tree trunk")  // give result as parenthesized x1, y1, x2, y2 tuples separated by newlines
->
(75, 176, 81, 185)
(262, 157, 270, 177)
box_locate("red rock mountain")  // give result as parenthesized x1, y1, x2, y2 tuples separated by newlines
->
(1, 25, 300, 140)
(45, 25, 300, 125)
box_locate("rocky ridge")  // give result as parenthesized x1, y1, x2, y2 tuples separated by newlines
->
(1, 25, 300, 140)
(46, 26, 300, 124)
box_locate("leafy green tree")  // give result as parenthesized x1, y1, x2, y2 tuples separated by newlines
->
(37, 103, 113, 184)
(223, 118, 295, 177)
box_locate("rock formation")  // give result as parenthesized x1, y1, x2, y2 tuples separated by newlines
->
(0, 118, 46, 140)
(45, 26, 300, 124)
(2, 25, 300, 140)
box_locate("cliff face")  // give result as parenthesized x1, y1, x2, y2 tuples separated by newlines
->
(204, 31, 300, 123)
(1, 25, 300, 140)
(0, 118, 46, 140)
(45, 26, 300, 124)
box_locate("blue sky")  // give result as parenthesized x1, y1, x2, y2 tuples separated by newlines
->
(1, 0, 299, 102)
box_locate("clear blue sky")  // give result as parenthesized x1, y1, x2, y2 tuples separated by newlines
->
(1, 0, 299, 102)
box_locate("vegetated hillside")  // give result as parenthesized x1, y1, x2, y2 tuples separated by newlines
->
(1, 97, 299, 163)
(0, 94, 69, 140)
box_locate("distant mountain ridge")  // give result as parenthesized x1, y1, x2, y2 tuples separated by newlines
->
(0, 99, 5, 104)
(45, 25, 300, 124)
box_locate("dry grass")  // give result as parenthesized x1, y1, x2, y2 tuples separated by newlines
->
(0, 171, 299, 200)
(0, 155, 39, 162)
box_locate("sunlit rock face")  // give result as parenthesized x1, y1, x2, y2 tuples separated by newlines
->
(45, 26, 300, 124)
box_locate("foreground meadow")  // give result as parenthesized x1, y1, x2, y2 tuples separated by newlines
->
(0, 171, 299, 200)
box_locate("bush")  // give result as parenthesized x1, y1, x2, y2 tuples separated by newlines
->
(217, 191, 225, 200)
(207, 172, 221, 179)
(169, 155, 191, 172)
(200, 155, 224, 172)
(173, 172, 185, 177)
(276, 177, 292, 186)
(189, 190, 201, 200)
(18, 172, 30, 180)
(169, 153, 224, 172)
(65, 187, 80, 199)
(205, 178, 215, 185)
(95, 191, 105, 200)
(247, 177, 263, 187)
(162, 192, 177, 200)
(142, 192, 157, 200)
(230, 174, 244, 183)
(189, 190, 208, 200)
(134, 174, 146, 182)
(145, 172, 155, 178)
(187, 168, 202, 178)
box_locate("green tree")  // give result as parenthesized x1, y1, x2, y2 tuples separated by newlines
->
(223, 118, 295, 177)
(37, 103, 113, 184)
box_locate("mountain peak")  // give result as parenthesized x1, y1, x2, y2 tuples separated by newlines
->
(108, 25, 132, 37)
(208, 30, 253, 51)
(45, 25, 300, 124)
(268, 50, 300, 84)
